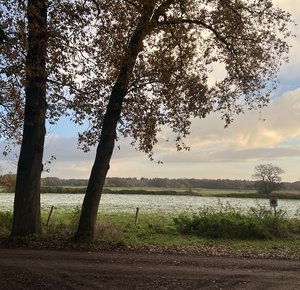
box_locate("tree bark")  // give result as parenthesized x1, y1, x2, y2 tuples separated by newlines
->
(11, 0, 47, 237)
(74, 4, 156, 241)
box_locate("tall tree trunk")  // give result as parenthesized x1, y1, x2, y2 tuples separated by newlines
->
(74, 4, 156, 241)
(74, 84, 126, 241)
(11, 0, 47, 237)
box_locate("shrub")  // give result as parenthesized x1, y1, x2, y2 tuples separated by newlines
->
(249, 203, 286, 219)
(0, 173, 16, 193)
(69, 205, 82, 230)
(44, 206, 81, 238)
(0, 211, 13, 235)
(45, 221, 74, 239)
(173, 205, 298, 240)
(94, 221, 124, 242)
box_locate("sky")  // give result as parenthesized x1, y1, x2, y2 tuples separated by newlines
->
(1, 0, 300, 182)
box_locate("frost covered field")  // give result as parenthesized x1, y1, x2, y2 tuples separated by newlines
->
(0, 193, 299, 217)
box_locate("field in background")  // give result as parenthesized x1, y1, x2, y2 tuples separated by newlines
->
(44, 186, 300, 199)
(1, 185, 300, 199)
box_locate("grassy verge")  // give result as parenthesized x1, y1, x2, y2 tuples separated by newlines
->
(0, 205, 300, 259)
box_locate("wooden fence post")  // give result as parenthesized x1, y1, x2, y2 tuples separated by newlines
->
(135, 207, 139, 226)
(46, 205, 54, 227)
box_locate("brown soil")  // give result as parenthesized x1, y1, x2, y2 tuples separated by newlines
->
(0, 248, 299, 290)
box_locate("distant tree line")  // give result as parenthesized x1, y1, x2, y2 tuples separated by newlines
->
(39, 176, 300, 191)
(104, 177, 256, 190)
(40, 176, 256, 189)
(2, 175, 300, 193)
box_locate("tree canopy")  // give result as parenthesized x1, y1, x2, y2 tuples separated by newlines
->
(55, 0, 293, 155)
(1, 0, 293, 153)
(0, 0, 74, 142)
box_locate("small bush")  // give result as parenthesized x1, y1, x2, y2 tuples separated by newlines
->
(43, 206, 82, 238)
(45, 221, 75, 239)
(148, 217, 169, 234)
(69, 205, 81, 231)
(249, 203, 286, 219)
(0, 211, 12, 235)
(94, 221, 124, 242)
(173, 206, 298, 240)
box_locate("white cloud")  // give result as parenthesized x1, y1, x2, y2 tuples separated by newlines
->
(189, 89, 300, 149)
(1, 88, 300, 181)
(273, 0, 300, 79)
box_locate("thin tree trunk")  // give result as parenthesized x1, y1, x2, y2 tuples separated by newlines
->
(74, 4, 156, 241)
(11, 0, 47, 237)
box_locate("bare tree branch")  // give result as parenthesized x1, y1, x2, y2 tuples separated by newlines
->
(157, 18, 237, 57)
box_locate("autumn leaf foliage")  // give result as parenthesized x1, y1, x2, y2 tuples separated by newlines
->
(0, 0, 293, 155)
(0, 0, 26, 141)
(0, 0, 72, 142)
(57, 0, 293, 155)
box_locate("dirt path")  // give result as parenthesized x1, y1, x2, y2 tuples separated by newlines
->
(0, 248, 299, 289)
